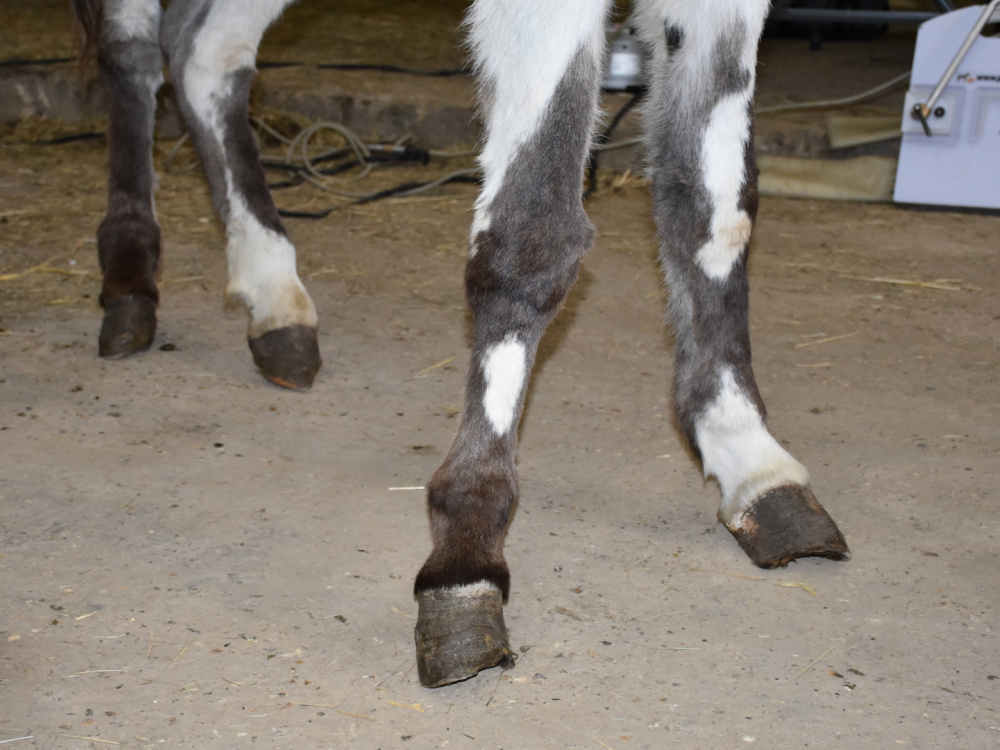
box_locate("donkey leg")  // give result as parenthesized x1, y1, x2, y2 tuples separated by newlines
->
(160, 0, 321, 389)
(636, 0, 849, 567)
(414, 0, 612, 687)
(91, 0, 164, 358)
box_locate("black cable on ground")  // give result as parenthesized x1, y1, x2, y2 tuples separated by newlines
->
(585, 89, 644, 199)
(35, 131, 105, 145)
(0, 57, 73, 68)
(277, 173, 480, 219)
(257, 61, 468, 77)
(0, 56, 467, 76)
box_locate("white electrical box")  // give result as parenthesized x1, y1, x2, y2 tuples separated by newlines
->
(894, 5, 1000, 209)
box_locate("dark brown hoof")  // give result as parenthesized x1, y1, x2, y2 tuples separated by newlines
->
(415, 586, 514, 688)
(727, 484, 851, 568)
(99, 295, 157, 359)
(248, 325, 322, 390)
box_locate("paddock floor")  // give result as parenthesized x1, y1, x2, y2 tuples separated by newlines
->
(2, 3, 1000, 749)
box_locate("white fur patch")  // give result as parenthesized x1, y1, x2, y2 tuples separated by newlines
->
(695, 89, 754, 280)
(695, 369, 810, 524)
(634, 0, 769, 68)
(482, 336, 527, 436)
(468, 0, 609, 211)
(183, 0, 296, 140)
(105, 0, 161, 43)
(468, 209, 492, 258)
(224, 194, 317, 336)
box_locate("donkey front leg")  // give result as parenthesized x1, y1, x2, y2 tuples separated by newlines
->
(160, 0, 320, 389)
(414, 0, 612, 687)
(637, 0, 849, 566)
(89, 0, 164, 358)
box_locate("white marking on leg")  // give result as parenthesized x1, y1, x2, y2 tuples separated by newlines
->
(182, 0, 297, 152)
(695, 369, 810, 526)
(635, 0, 770, 63)
(695, 89, 753, 280)
(180, 0, 316, 335)
(469, 0, 609, 212)
(105, 0, 161, 42)
(224, 194, 317, 337)
(449, 582, 502, 596)
(481, 335, 527, 436)
(468, 209, 491, 258)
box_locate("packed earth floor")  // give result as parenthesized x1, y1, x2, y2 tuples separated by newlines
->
(1, 1, 999, 748)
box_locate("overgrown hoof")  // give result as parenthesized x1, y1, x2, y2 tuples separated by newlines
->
(415, 585, 514, 688)
(99, 295, 157, 359)
(248, 325, 322, 390)
(726, 484, 851, 568)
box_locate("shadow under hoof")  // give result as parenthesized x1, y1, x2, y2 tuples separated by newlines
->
(728, 484, 851, 568)
(415, 587, 514, 688)
(248, 325, 322, 390)
(99, 295, 157, 359)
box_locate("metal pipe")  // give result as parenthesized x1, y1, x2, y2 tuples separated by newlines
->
(770, 9, 936, 26)
(915, 0, 1000, 134)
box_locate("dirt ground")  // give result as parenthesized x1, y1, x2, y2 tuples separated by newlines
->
(3, 2, 1000, 749)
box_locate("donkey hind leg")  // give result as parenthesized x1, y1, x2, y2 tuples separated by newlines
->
(92, 0, 164, 358)
(636, 0, 848, 567)
(160, 0, 321, 389)
(414, 0, 612, 687)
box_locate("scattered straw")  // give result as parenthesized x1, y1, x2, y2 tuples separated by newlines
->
(793, 646, 835, 679)
(289, 702, 339, 709)
(691, 568, 767, 581)
(839, 274, 967, 291)
(0, 263, 91, 283)
(0, 737, 34, 745)
(774, 581, 818, 597)
(391, 607, 416, 620)
(624, 555, 651, 580)
(375, 660, 411, 687)
(388, 486, 424, 491)
(692, 569, 818, 596)
(288, 702, 374, 721)
(388, 701, 424, 712)
(593, 738, 615, 750)
(59, 737, 119, 745)
(172, 636, 192, 662)
(219, 671, 251, 687)
(69, 670, 127, 676)
(794, 331, 860, 349)
(412, 357, 454, 379)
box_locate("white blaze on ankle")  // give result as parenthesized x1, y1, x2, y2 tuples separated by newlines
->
(468, 0, 608, 211)
(482, 336, 527, 436)
(224, 195, 317, 336)
(695, 369, 810, 525)
(695, 90, 754, 281)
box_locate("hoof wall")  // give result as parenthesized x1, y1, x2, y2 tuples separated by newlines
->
(728, 485, 851, 568)
(415, 586, 513, 688)
(248, 325, 322, 390)
(99, 295, 157, 359)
